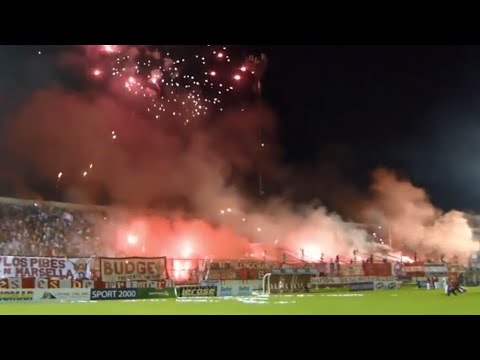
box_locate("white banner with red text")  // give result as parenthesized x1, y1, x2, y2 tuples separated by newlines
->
(0, 256, 91, 278)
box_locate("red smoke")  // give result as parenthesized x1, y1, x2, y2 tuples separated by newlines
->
(108, 216, 252, 260)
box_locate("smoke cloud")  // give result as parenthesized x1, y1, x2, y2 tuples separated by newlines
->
(362, 168, 477, 260)
(0, 46, 476, 262)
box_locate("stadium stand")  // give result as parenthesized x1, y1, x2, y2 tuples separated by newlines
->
(0, 196, 107, 257)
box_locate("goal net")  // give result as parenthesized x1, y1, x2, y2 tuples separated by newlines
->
(262, 268, 318, 295)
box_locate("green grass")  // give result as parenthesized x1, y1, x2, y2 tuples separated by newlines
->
(0, 287, 478, 315)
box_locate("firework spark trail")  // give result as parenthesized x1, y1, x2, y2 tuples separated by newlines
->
(87, 45, 256, 123)
(67, 45, 265, 184)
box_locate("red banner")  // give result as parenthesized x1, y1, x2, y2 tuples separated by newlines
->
(362, 263, 392, 277)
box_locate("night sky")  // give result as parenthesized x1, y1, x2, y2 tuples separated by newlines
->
(1, 45, 480, 212)
(263, 45, 480, 212)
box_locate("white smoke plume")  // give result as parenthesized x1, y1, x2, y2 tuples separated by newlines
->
(362, 168, 477, 261)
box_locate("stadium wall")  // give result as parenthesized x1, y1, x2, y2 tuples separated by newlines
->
(1, 255, 468, 294)
(0, 287, 178, 302)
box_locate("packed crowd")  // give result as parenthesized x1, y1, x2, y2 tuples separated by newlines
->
(0, 198, 108, 257)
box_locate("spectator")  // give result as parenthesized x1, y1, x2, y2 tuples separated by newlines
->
(0, 198, 109, 257)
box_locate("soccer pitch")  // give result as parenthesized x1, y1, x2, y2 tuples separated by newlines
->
(0, 287, 478, 315)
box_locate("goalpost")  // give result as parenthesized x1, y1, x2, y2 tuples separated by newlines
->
(262, 268, 318, 295)
(262, 273, 272, 295)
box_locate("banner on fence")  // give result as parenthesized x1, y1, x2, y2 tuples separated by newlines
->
(373, 281, 400, 290)
(90, 288, 139, 300)
(34, 278, 93, 289)
(100, 257, 167, 282)
(0, 289, 91, 302)
(90, 287, 177, 301)
(362, 263, 392, 277)
(339, 264, 364, 276)
(0, 277, 21, 289)
(349, 282, 374, 291)
(391, 262, 406, 276)
(404, 265, 425, 273)
(35, 278, 72, 289)
(272, 268, 317, 275)
(34, 288, 91, 301)
(0, 277, 93, 289)
(310, 276, 396, 285)
(206, 269, 237, 280)
(424, 264, 448, 273)
(0, 256, 91, 278)
(217, 286, 233, 296)
(200, 280, 221, 287)
(177, 286, 217, 297)
(235, 261, 277, 270)
(73, 279, 94, 288)
(0, 289, 34, 301)
(136, 288, 177, 299)
(217, 285, 253, 296)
